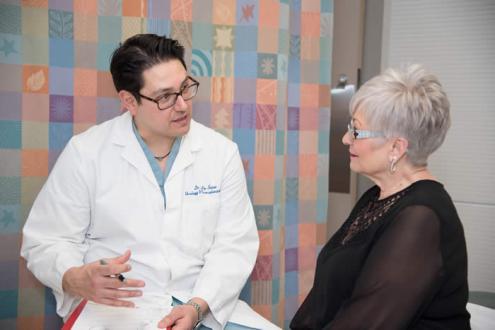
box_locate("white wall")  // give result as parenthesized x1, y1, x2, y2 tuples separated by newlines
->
(382, 0, 495, 292)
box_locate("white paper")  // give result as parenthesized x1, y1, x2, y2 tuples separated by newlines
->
(71, 296, 172, 330)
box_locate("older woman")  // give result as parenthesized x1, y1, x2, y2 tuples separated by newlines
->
(290, 64, 470, 329)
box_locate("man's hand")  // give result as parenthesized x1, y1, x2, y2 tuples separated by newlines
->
(62, 250, 145, 307)
(158, 297, 209, 329)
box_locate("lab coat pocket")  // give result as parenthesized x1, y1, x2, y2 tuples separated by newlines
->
(181, 196, 220, 256)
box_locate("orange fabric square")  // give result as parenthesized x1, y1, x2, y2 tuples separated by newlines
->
(319, 84, 331, 107)
(74, 122, 94, 135)
(74, 68, 97, 96)
(74, 0, 97, 14)
(97, 71, 118, 97)
(258, 230, 273, 256)
(300, 83, 319, 108)
(16, 316, 45, 330)
(301, 12, 320, 36)
(299, 178, 317, 200)
(211, 103, 233, 129)
(299, 107, 319, 130)
(316, 223, 328, 245)
(22, 93, 49, 121)
(211, 77, 234, 103)
(21, 0, 48, 7)
(122, 0, 147, 17)
(213, 0, 236, 25)
(74, 96, 97, 123)
(299, 155, 317, 177)
(74, 13, 98, 41)
(301, 0, 321, 12)
(171, 0, 192, 21)
(254, 155, 275, 179)
(299, 131, 318, 154)
(22, 149, 49, 177)
(257, 27, 278, 53)
(256, 79, 277, 105)
(301, 36, 320, 60)
(252, 305, 272, 322)
(299, 269, 316, 296)
(23, 65, 49, 94)
(259, 0, 279, 27)
(298, 224, 317, 247)
(253, 179, 275, 205)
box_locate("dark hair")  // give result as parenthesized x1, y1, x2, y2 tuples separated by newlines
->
(110, 34, 187, 103)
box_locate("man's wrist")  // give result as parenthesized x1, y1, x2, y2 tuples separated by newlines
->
(186, 299, 203, 325)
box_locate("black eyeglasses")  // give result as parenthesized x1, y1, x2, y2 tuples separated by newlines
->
(138, 76, 200, 111)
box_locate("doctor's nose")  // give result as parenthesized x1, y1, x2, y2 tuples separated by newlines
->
(173, 95, 188, 111)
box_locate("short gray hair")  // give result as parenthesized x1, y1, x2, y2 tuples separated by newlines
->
(350, 64, 451, 166)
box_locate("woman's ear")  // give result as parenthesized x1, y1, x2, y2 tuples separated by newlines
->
(119, 90, 138, 115)
(391, 137, 409, 159)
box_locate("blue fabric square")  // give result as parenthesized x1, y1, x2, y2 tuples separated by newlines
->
(285, 227, 299, 250)
(271, 277, 280, 303)
(321, 0, 333, 13)
(98, 16, 121, 43)
(254, 205, 273, 230)
(148, 0, 171, 19)
(0, 290, 17, 318)
(0, 120, 21, 149)
(49, 9, 74, 39)
(287, 130, 299, 155)
(233, 103, 256, 129)
(44, 287, 58, 315)
(319, 59, 331, 84)
(239, 280, 251, 302)
(318, 130, 329, 153)
(234, 26, 257, 52)
(0, 4, 21, 35)
(191, 49, 212, 77)
(284, 271, 298, 296)
(49, 122, 73, 150)
(49, 67, 73, 96)
(147, 18, 170, 36)
(288, 57, 300, 83)
(97, 42, 118, 70)
(234, 51, 257, 78)
(0, 205, 20, 234)
(49, 38, 73, 67)
(276, 130, 285, 155)
(317, 197, 328, 224)
(233, 128, 255, 155)
(285, 200, 298, 225)
(286, 178, 299, 202)
(286, 155, 299, 178)
(0, 177, 20, 205)
(192, 23, 213, 51)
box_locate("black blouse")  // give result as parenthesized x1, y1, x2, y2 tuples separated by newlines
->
(290, 180, 470, 330)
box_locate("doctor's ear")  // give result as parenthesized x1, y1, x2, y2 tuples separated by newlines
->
(119, 90, 139, 115)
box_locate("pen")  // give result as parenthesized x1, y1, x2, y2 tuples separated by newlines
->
(99, 259, 126, 282)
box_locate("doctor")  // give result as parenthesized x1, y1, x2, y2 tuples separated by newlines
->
(21, 34, 276, 330)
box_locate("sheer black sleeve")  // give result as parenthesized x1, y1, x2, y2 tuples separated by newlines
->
(324, 205, 444, 330)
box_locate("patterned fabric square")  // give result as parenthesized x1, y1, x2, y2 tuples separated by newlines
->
(211, 102, 232, 129)
(49, 66, 73, 95)
(212, 0, 236, 26)
(236, 0, 258, 26)
(285, 247, 298, 272)
(0, 33, 21, 65)
(251, 255, 272, 280)
(49, 94, 73, 122)
(213, 25, 235, 51)
(257, 53, 277, 79)
(0, 205, 20, 234)
(255, 104, 276, 130)
(285, 178, 298, 202)
(255, 130, 276, 155)
(254, 205, 273, 230)
(49, 9, 74, 39)
(212, 50, 234, 77)
(0, 4, 21, 35)
(256, 78, 277, 105)
(170, 0, 192, 22)
(191, 49, 212, 76)
(97, 0, 122, 16)
(23, 65, 48, 93)
(233, 103, 255, 129)
(211, 76, 234, 103)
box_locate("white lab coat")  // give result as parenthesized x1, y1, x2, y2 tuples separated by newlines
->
(21, 111, 278, 329)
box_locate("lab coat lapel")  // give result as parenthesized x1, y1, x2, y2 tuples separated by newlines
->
(111, 112, 157, 186)
(167, 120, 202, 181)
